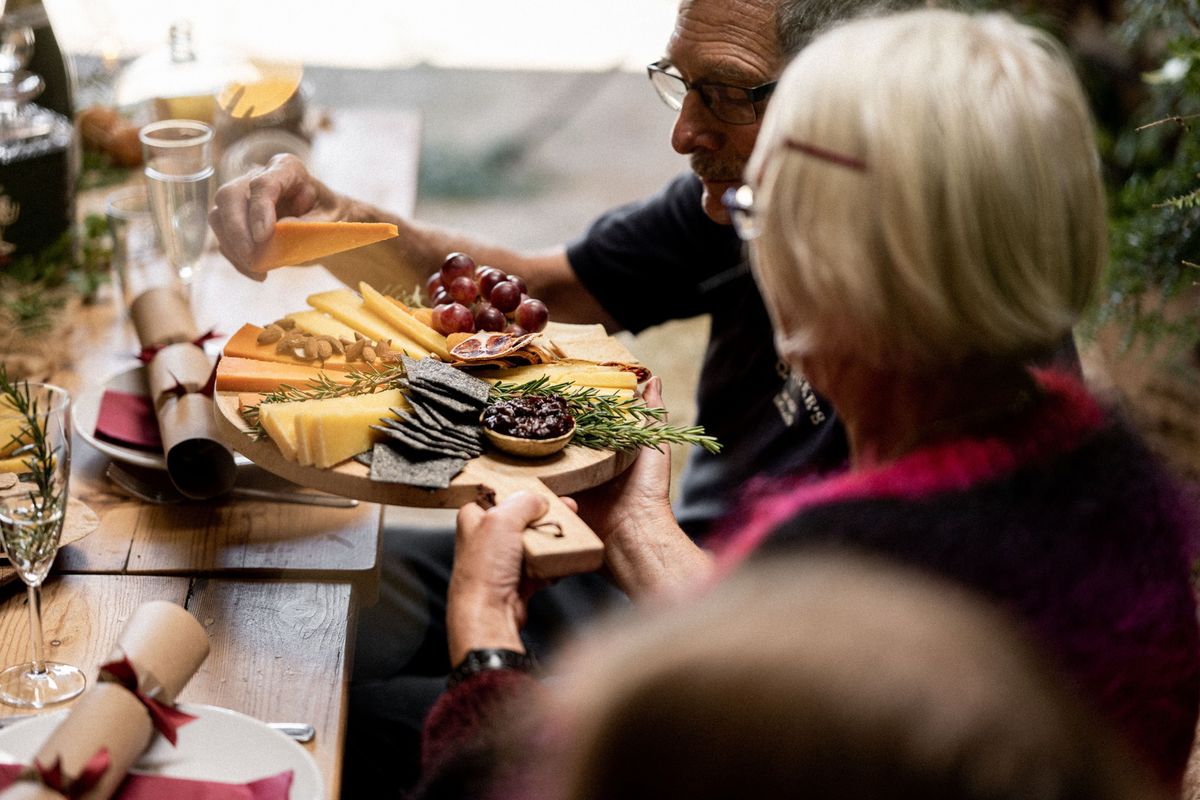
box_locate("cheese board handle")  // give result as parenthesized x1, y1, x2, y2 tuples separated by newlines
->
(471, 468, 604, 580)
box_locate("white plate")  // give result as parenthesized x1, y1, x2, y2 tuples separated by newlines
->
(0, 703, 323, 799)
(73, 365, 249, 470)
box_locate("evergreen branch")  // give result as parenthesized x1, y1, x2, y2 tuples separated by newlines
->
(258, 362, 408, 405)
(0, 367, 64, 517)
(1152, 186, 1200, 210)
(489, 378, 722, 454)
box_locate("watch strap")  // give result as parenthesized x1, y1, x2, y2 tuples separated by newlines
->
(447, 648, 535, 688)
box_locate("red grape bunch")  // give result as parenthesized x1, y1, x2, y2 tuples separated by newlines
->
(426, 252, 550, 336)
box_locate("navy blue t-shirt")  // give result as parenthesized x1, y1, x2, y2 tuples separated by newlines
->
(566, 173, 848, 538)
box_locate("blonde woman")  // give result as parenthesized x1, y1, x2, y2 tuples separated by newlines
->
(440, 9, 1200, 790)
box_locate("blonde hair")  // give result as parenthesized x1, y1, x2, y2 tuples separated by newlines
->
(748, 9, 1106, 372)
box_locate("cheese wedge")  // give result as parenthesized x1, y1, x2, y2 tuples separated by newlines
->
(252, 220, 399, 271)
(223, 323, 384, 372)
(285, 311, 359, 341)
(0, 455, 30, 473)
(293, 391, 408, 468)
(307, 289, 433, 358)
(473, 362, 639, 391)
(215, 356, 356, 393)
(0, 407, 27, 457)
(307, 289, 409, 346)
(306, 404, 405, 468)
(259, 388, 405, 463)
(359, 282, 452, 360)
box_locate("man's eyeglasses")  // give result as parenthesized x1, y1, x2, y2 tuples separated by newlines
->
(647, 60, 776, 125)
(722, 139, 868, 241)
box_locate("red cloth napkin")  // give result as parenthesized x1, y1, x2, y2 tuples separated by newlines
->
(0, 763, 293, 799)
(94, 390, 162, 452)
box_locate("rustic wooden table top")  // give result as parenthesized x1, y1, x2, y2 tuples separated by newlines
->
(0, 107, 423, 798)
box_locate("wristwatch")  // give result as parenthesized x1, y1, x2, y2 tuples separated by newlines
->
(447, 648, 536, 688)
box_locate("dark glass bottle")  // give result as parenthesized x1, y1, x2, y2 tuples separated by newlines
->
(0, 0, 74, 119)
(0, 21, 74, 269)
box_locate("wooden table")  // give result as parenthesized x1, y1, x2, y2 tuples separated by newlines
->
(0, 106, 421, 799)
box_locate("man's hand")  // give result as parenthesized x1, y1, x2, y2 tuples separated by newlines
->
(208, 153, 349, 280)
(571, 377, 713, 600)
(447, 491, 547, 666)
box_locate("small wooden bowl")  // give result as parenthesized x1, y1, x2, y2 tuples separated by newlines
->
(482, 419, 575, 459)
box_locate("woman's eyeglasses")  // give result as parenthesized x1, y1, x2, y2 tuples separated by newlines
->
(722, 139, 868, 241)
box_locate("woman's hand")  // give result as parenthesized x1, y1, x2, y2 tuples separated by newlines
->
(447, 491, 548, 667)
(208, 153, 352, 279)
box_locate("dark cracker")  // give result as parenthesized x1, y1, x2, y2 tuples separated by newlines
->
(372, 425, 476, 460)
(404, 356, 491, 406)
(407, 384, 480, 421)
(369, 442, 464, 489)
(387, 413, 483, 454)
(406, 398, 483, 443)
(378, 417, 482, 457)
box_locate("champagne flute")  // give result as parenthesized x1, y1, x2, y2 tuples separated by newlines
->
(0, 381, 84, 708)
(139, 118, 214, 287)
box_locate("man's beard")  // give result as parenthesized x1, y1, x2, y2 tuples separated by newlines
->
(690, 152, 745, 184)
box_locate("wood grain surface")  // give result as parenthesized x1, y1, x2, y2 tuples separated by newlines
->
(183, 579, 353, 799)
(51, 439, 382, 599)
(0, 575, 189, 687)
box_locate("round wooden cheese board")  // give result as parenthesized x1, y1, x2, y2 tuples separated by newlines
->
(213, 392, 637, 578)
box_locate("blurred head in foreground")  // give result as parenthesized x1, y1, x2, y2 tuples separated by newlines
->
(746, 9, 1106, 377)
(547, 553, 1160, 800)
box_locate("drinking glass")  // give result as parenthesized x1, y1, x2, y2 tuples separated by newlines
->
(139, 118, 214, 287)
(0, 382, 84, 708)
(106, 184, 176, 309)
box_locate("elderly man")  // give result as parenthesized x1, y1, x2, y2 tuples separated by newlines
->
(210, 0, 917, 793)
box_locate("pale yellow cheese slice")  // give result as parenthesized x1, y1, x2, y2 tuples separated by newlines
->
(254, 221, 399, 271)
(306, 289, 425, 354)
(258, 389, 405, 463)
(296, 392, 410, 469)
(474, 362, 638, 391)
(285, 311, 359, 341)
(307, 404, 403, 469)
(359, 282, 452, 361)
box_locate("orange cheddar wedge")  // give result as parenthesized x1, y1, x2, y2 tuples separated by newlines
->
(215, 356, 356, 394)
(223, 323, 384, 372)
(252, 220, 399, 271)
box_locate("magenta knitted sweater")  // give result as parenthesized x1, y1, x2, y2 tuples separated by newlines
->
(719, 370, 1200, 786)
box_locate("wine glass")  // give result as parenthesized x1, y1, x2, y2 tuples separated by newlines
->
(0, 381, 84, 708)
(139, 118, 214, 287)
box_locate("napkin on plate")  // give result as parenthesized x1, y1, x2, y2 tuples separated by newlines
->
(93, 391, 161, 453)
(128, 288, 236, 499)
(0, 763, 295, 800)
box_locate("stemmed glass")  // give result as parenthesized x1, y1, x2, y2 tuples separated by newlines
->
(0, 381, 85, 708)
(139, 118, 215, 288)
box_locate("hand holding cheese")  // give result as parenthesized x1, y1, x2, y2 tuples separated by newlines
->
(251, 220, 399, 272)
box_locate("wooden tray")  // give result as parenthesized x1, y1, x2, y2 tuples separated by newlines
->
(213, 393, 636, 578)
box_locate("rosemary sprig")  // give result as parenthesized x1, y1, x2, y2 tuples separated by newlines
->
(0, 367, 64, 517)
(489, 377, 722, 454)
(240, 361, 409, 439)
(258, 361, 408, 405)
